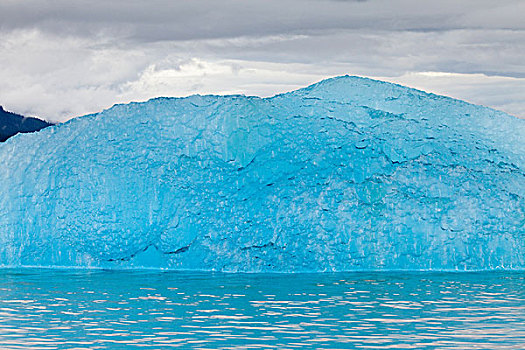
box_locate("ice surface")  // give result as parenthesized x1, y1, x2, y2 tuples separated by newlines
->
(0, 76, 523, 271)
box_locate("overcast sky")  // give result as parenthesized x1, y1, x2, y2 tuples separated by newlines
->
(1, 0, 524, 122)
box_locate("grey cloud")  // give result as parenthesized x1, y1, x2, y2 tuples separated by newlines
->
(1, 0, 523, 41)
(183, 28, 524, 78)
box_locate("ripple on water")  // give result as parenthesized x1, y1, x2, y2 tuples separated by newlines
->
(0, 270, 523, 349)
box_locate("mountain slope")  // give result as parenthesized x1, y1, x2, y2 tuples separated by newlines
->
(0, 106, 53, 142)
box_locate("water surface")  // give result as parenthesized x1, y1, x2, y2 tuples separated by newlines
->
(0, 269, 523, 349)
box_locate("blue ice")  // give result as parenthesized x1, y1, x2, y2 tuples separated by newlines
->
(0, 76, 523, 271)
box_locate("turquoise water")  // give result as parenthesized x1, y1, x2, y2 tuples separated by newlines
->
(0, 270, 523, 349)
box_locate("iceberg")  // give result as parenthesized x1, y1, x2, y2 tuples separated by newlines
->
(0, 76, 523, 271)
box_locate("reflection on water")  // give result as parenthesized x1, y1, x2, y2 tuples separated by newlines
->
(0, 269, 523, 349)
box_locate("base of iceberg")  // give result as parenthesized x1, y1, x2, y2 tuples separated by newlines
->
(0, 76, 523, 271)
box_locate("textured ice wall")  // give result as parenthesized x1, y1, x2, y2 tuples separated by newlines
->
(0, 76, 524, 271)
